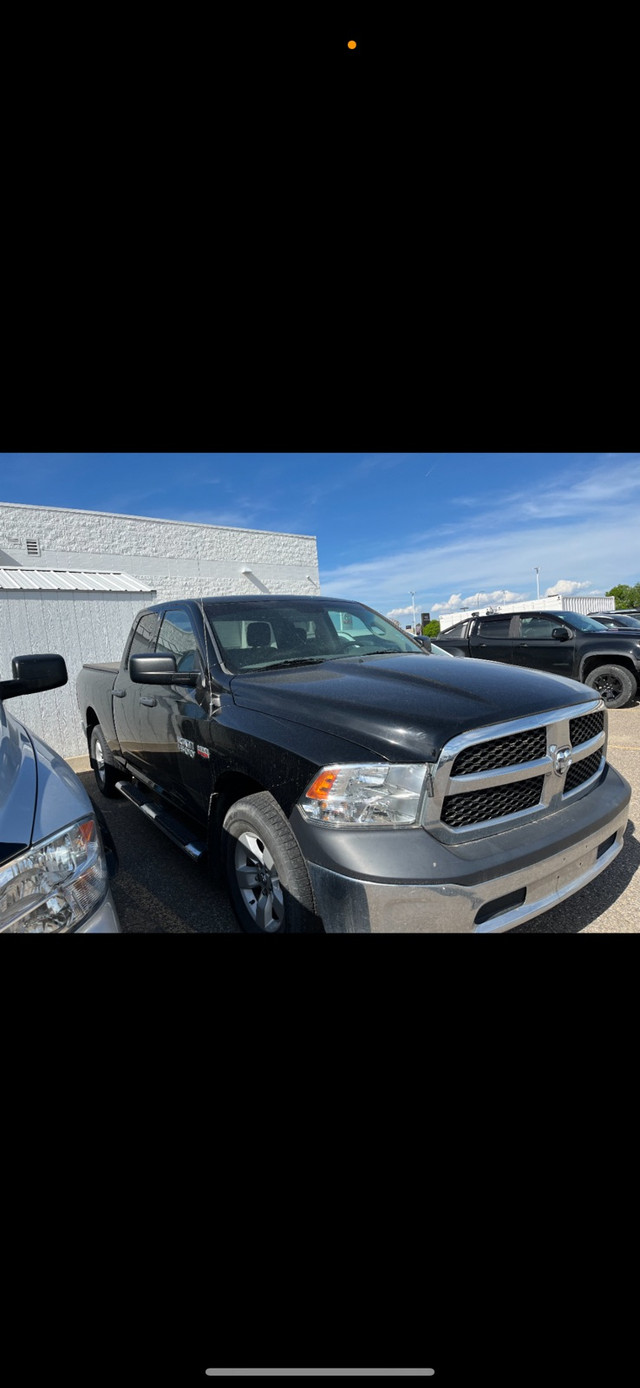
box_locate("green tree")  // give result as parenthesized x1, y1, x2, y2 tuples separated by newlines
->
(422, 619, 441, 638)
(606, 583, 640, 609)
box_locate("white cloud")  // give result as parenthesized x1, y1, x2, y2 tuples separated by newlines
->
(432, 589, 527, 613)
(387, 605, 416, 619)
(544, 579, 592, 597)
(431, 594, 463, 612)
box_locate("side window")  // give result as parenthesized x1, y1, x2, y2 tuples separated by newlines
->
(443, 622, 467, 639)
(519, 616, 565, 640)
(476, 617, 512, 639)
(127, 612, 161, 664)
(156, 608, 203, 674)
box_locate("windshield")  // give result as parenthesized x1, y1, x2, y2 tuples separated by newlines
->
(554, 611, 623, 633)
(595, 613, 640, 628)
(203, 598, 425, 672)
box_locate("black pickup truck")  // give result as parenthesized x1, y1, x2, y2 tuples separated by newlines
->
(436, 610, 640, 708)
(76, 594, 631, 934)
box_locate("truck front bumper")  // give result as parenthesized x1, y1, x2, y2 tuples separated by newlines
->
(297, 765, 631, 933)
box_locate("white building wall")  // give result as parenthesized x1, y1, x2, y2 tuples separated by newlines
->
(0, 502, 319, 601)
(0, 502, 320, 760)
(0, 591, 157, 758)
(558, 596, 616, 616)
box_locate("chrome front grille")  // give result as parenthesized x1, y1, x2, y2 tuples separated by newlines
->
(423, 698, 607, 843)
(564, 748, 602, 792)
(451, 726, 547, 776)
(442, 776, 544, 827)
(569, 711, 605, 746)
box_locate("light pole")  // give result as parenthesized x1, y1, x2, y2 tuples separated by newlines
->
(534, 567, 540, 600)
(410, 591, 417, 633)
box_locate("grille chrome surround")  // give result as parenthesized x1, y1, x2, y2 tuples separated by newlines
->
(423, 698, 607, 843)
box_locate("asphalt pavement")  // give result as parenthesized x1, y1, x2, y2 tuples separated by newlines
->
(78, 702, 640, 933)
(78, 771, 241, 933)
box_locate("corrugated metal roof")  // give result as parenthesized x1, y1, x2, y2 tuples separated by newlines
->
(0, 567, 155, 593)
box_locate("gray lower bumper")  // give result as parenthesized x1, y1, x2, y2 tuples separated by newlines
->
(308, 801, 629, 933)
(75, 886, 121, 933)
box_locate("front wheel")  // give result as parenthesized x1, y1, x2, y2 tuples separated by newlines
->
(584, 664, 637, 708)
(222, 791, 321, 934)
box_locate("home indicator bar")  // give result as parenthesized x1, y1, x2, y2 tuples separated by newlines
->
(205, 1373, 435, 1378)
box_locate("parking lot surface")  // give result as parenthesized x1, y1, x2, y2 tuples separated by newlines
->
(79, 703, 640, 933)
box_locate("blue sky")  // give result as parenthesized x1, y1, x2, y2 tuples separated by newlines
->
(1, 452, 638, 623)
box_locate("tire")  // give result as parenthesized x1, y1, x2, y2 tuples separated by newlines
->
(90, 724, 122, 797)
(584, 664, 637, 709)
(222, 791, 321, 934)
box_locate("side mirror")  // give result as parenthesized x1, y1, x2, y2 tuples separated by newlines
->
(413, 635, 432, 652)
(129, 654, 194, 685)
(0, 653, 68, 701)
(552, 627, 570, 641)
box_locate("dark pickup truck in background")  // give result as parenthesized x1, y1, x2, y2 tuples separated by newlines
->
(76, 594, 631, 934)
(436, 610, 640, 708)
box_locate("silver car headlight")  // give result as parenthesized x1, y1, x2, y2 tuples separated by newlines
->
(0, 817, 108, 934)
(298, 763, 429, 827)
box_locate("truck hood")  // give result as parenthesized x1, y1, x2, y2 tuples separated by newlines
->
(0, 707, 37, 865)
(0, 707, 94, 867)
(565, 631, 640, 654)
(229, 653, 596, 762)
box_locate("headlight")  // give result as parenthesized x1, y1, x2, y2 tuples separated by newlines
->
(0, 817, 108, 934)
(298, 763, 428, 827)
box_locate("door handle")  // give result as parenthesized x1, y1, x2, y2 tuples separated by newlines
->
(139, 696, 157, 707)
(114, 688, 126, 697)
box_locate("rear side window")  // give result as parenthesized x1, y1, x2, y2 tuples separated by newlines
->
(442, 622, 468, 639)
(127, 612, 160, 663)
(476, 617, 512, 638)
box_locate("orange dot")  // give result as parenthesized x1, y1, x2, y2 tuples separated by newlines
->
(347, 40, 356, 49)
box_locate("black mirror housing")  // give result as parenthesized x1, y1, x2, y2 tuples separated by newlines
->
(128, 655, 195, 686)
(0, 653, 68, 700)
(129, 654, 178, 684)
(552, 627, 570, 641)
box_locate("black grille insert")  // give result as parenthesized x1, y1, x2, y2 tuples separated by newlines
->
(452, 727, 547, 776)
(442, 777, 544, 827)
(564, 750, 603, 792)
(570, 711, 604, 747)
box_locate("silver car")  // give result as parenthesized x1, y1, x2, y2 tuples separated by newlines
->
(1, 653, 121, 933)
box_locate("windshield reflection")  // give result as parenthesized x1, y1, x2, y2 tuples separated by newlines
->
(204, 598, 427, 673)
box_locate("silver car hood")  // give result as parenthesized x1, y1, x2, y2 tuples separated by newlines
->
(1, 707, 93, 866)
(0, 707, 37, 865)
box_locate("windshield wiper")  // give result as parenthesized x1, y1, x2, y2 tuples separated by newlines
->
(250, 657, 328, 671)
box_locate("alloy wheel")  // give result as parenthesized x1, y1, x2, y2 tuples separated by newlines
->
(233, 831, 285, 932)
